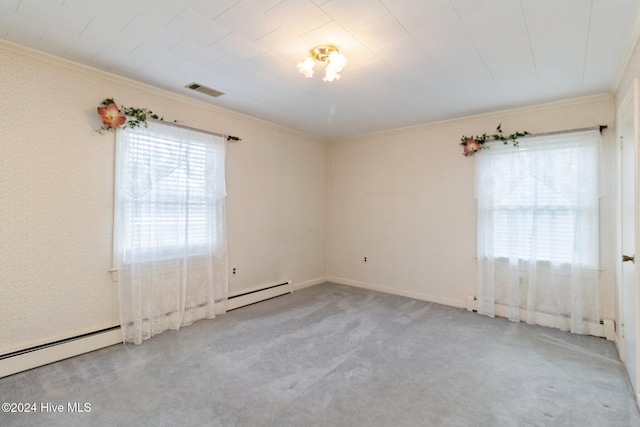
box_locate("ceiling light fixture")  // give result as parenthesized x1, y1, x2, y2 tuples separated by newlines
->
(297, 45, 347, 82)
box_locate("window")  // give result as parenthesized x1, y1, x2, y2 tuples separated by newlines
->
(113, 120, 228, 344)
(475, 129, 602, 334)
(477, 130, 600, 266)
(113, 121, 226, 265)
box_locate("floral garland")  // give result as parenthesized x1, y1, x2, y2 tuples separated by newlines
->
(460, 124, 529, 157)
(97, 98, 164, 133)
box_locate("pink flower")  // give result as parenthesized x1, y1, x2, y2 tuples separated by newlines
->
(97, 103, 126, 128)
(463, 138, 482, 156)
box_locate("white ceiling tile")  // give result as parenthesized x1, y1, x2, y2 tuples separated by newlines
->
(137, 62, 188, 84)
(169, 8, 231, 45)
(451, 0, 514, 17)
(590, 0, 639, 29)
(43, 27, 103, 59)
(474, 26, 533, 70)
(172, 59, 224, 87)
(422, 35, 482, 71)
(487, 59, 537, 81)
(90, 46, 148, 76)
(374, 37, 427, 68)
(587, 38, 628, 64)
(395, 56, 452, 87)
(321, 0, 389, 30)
(583, 59, 619, 92)
(528, 17, 589, 53)
(537, 58, 584, 97)
(211, 56, 257, 81)
(128, 0, 188, 25)
(62, 0, 137, 30)
(254, 26, 309, 61)
(215, 32, 267, 62)
(0, 10, 47, 41)
(16, 0, 90, 35)
(183, 0, 240, 19)
(495, 70, 540, 96)
(81, 20, 142, 53)
(8, 30, 67, 57)
(1, 0, 20, 13)
(213, 0, 285, 41)
(351, 14, 410, 50)
(131, 42, 184, 68)
(521, 0, 591, 24)
(459, 0, 524, 40)
(265, 0, 332, 36)
(533, 42, 586, 68)
(170, 38, 225, 65)
(340, 59, 397, 82)
(448, 62, 493, 86)
(385, 0, 467, 45)
(248, 52, 298, 78)
(123, 15, 185, 49)
(458, 79, 502, 100)
(522, 0, 591, 53)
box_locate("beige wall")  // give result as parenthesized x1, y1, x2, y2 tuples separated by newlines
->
(327, 96, 616, 318)
(1, 36, 626, 356)
(0, 43, 328, 355)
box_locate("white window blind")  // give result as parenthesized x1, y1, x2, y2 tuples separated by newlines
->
(113, 121, 227, 265)
(477, 132, 599, 266)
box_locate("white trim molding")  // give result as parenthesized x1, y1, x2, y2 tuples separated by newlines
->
(328, 276, 467, 309)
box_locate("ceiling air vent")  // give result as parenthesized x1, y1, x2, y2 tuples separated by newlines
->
(185, 82, 225, 98)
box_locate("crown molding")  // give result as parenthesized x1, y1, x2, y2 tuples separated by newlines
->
(0, 39, 327, 144)
(330, 93, 614, 143)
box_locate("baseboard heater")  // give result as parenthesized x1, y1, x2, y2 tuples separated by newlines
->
(0, 326, 122, 379)
(0, 281, 294, 378)
(466, 295, 613, 340)
(227, 280, 293, 311)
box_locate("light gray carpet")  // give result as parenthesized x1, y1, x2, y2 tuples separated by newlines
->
(1, 282, 638, 426)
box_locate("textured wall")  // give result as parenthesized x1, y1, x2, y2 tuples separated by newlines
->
(0, 43, 328, 355)
(328, 96, 616, 320)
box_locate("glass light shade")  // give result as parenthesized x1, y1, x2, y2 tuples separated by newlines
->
(323, 68, 340, 82)
(297, 57, 315, 78)
(328, 51, 346, 72)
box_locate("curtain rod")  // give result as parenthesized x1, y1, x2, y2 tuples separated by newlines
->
(522, 125, 607, 139)
(149, 117, 242, 142)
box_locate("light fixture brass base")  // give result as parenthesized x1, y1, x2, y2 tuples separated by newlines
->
(311, 45, 338, 63)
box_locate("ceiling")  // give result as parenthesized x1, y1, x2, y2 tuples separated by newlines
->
(1, 0, 639, 139)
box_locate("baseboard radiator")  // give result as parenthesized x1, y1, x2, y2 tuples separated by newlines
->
(0, 281, 294, 378)
(466, 295, 615, 340)
(228, 280, 293, 311)
(0, 326, 122, 379)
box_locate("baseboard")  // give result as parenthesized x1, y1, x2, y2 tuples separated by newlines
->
(293, 277, 328, 291)
(603, 319, 616, 342)
(615, 332, 625, 362)
(2, 279, 328, 378)
(466, 295, 606, 338)
(327, 276, 467, 309)
(0, 328, 122, 379)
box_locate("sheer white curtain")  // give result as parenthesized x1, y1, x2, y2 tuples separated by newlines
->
(114, 121, 228, 344)
(475, 130, 601, 335)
